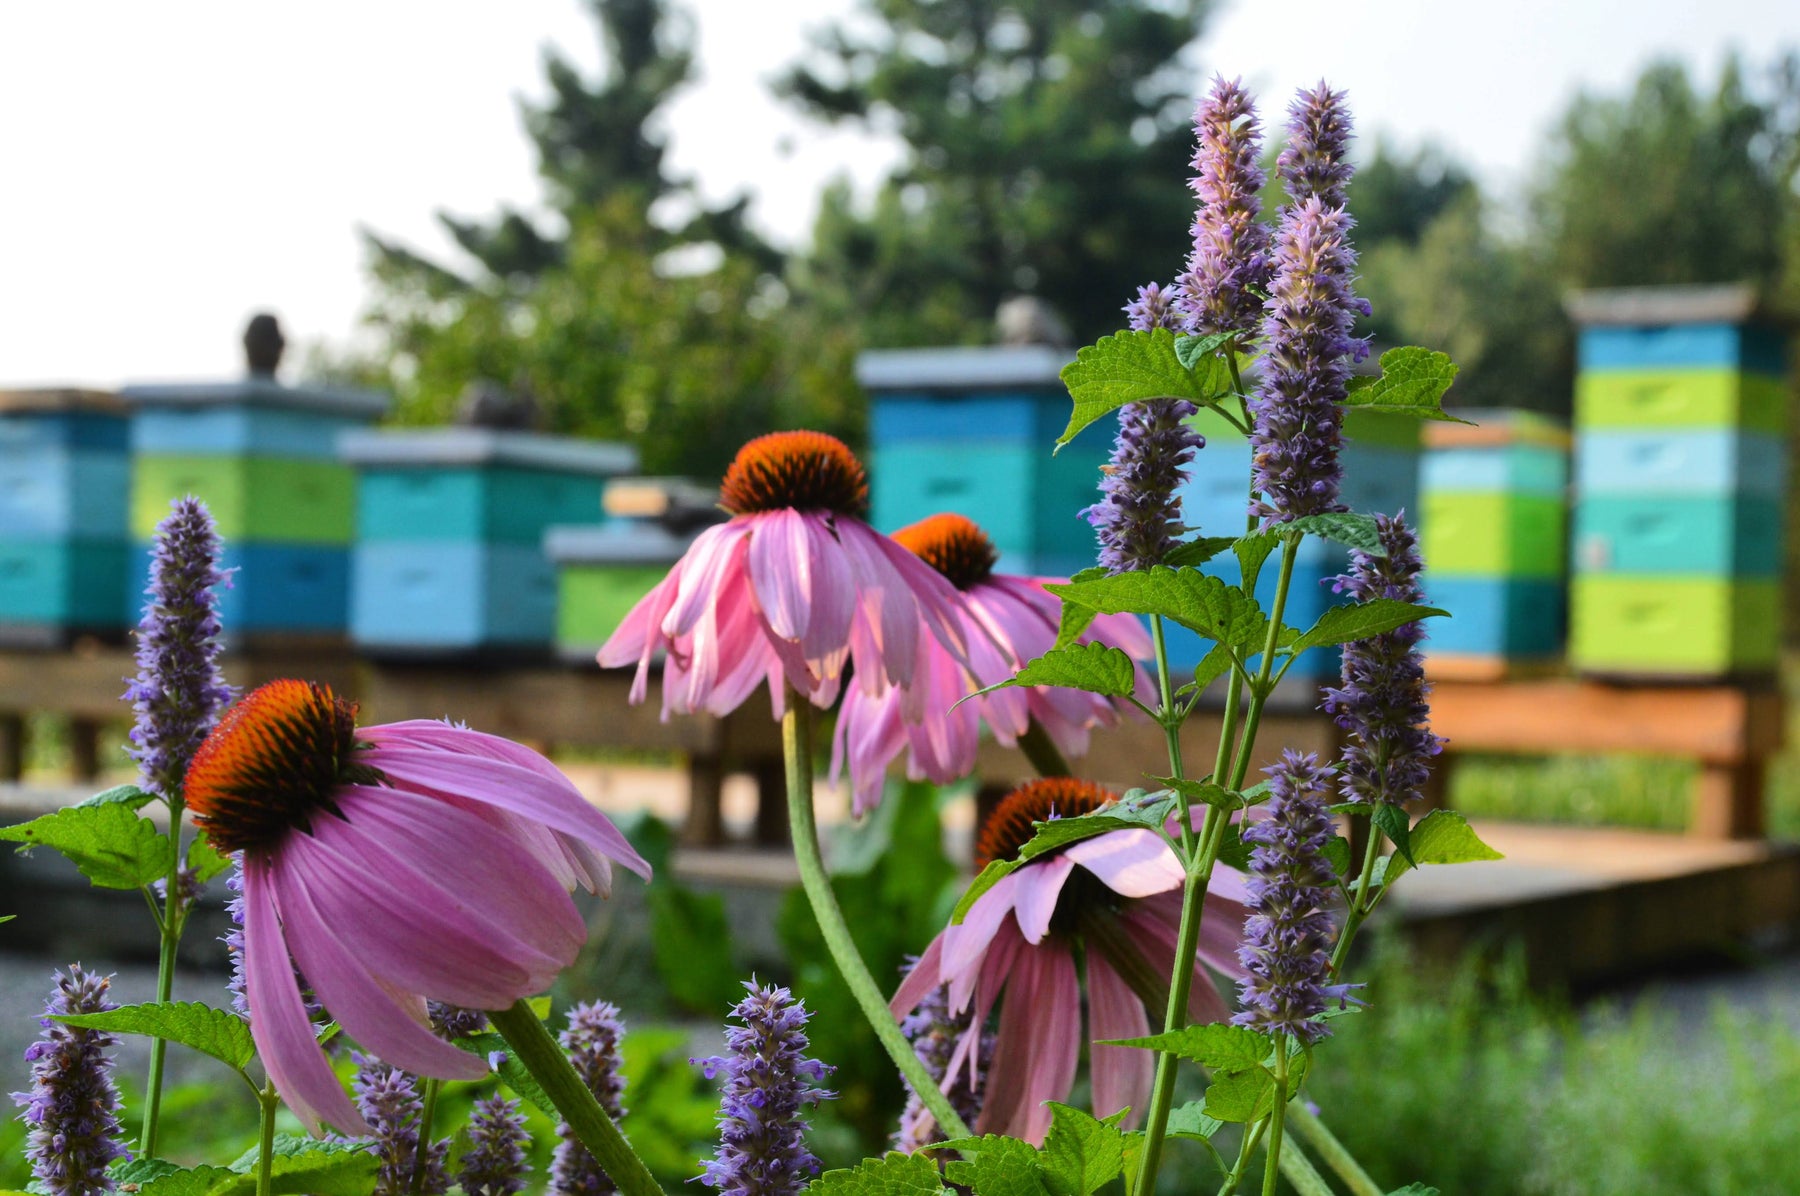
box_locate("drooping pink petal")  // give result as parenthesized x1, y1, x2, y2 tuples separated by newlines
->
(1123, 900, 1233, 1024)
(269, 855, 488, 1082)
(1010, 854, 1077, 945)
(941, 869, 1022, 981)
(747, 508, 815, 642)
(596, 567, 681, 672)
(367, 747, 651, 880)
(836, 520, 922, 689)
(1065, 829, 1185, 899)
(889, 934, 947, 1019)
(1086, 954, 1154, 1127)
(797, 514, 856, 664)
(979, 943, 1080, 1144)
(243, 856, 367, 1137)
(663, 522, 752, 638)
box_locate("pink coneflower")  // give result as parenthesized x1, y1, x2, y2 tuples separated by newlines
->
(832, 514, 1154, 815)
(599, 431, 967, 718)
(182, 679, 651, 1137)
(892, 779, 1248, 1144)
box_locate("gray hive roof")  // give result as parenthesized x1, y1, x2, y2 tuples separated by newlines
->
(1563, 283, 1787, 327)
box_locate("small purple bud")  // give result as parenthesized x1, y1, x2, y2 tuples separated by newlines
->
(459, 1094, 531, 1196)
(1174, 76, 1273, 339)
(893, 961, 990, 1152)
(1278, 82, 1355, 210)
(551, 1001, 628, 1196)
(350, 1055, 449, 1196)
(10, 966, 131, 1196)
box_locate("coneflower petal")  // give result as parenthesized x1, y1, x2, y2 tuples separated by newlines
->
(1063, 830, 1186, 898)
(1011, 853, 1077, 945)
(1086, 954, 1154, 1127)
(981, 943, 1080, 1143)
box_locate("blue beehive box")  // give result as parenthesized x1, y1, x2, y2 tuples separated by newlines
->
(0, 390, 135, 645)
(342, 428, 638, 655)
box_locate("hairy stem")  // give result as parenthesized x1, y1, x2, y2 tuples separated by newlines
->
(490, 1000, 665, 1196)
(1289, 1102, 1385, 1196)
(781, 690, 974, 1143)
(140, 795, 186, 1157)
(1261, 1043, 1291, 1196)
(255, 1081, 279, 1196)
(410, 1077, 442, 1196)
(1217, 1119, 1268, 1196)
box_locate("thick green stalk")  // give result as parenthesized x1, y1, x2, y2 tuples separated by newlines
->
(1261, 1043, 1291, 1196)
(1017, 718, 1072, 778)
(1216, 1120, 1269, 1196)
(1277, 1139, 1337, 1196)
(781, 691, 974, 1143)
(490, 1000, 665, 1196)
(140, 795, 186, 1157)
(1288, 1103, 1384, 1196)
(1227, 537, 1302, 791)
(255, 1081, 279, 1196)
(411, 1077, 443, 1196)
(1330, 824, 1386, 976)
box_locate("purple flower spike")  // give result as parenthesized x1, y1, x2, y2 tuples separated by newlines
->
(460, 1095, 531, 1196)
(697, 981, 836, 1196)
(123, 496, 234, 804)
(1248, 199, 1370, 523)
(1233, 751, 1360, 1045)
(893, 963, 991, 1152)
(1279, 83, 1355, 210)
(1083, 284, 1206, 571)
(1323, 514, 1445, 805)
(551, 1001, 628, 1196)
(427, 1002, 489, 1041)
(11, 966, 131, 1196)
(351, 1055, 450, 1196)
(1175, 76, 1272, 339)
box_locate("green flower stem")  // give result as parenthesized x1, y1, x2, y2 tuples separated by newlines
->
(1217, 1119, 1268, 1196)
(1288, 1102, 1384, 1196)
(490, 1000, 665, 1196)
(1261, 1043, 1291, 1196)
(1227, 536, 1302, 791)
(1330, 822, 1386, 976)
(780, 690, 974, 1144)
(255, 1080, 279, 1196)
(1277, 1136, 1336, 1196)
(140, 794, 187, 1157)
(1017, 718, 1073, 778)
(411, 1077, 443, 1196)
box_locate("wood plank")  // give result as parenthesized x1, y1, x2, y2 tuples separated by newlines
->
(1430, 679, 1781, 763)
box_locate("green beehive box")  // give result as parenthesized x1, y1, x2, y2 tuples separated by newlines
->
(131, 454, 357, 544)
(1421, 492, 1565, 578)
(545, 523, 691, 659)
(1570, 574, 1780, 676)
(1574, 367, 1786, 434)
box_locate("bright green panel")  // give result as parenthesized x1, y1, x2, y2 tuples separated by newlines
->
(870, 443, 1035, 553)
(1575, 368, 1786, 433)
(1570, 576, 1778, 674)
(133, 455, 353, 544)
(1422, 492, 1565, 578)
(558, 564, 669, 649)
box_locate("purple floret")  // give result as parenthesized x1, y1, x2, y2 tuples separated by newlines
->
(1174, 76, 1273, 339)
(459, 1094, 531, 1196)
(551, 1001, 628, 1196)
(351, 1055, 450, 1196)
(892, 962, 991, 1152)
(1322, 513, 1445, 806)
(10, 966, 130, 1196)
(1278, 82, 1355, 210)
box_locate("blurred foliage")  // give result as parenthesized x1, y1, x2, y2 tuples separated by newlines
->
(779, 0, 1214, 346)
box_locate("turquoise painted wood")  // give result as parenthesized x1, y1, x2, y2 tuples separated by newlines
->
(0, 539, 132, 630)
(0, 410, 129, 452)
(352, 541, 557, 651)
(129, 542, 350, 634)
(1572, 495, 1783, 577)
(1158, 559, 1344, 679)
(1577, 322, 1787, 376)
(871, 442, 1039, 556)
(1421, 576, 1563, 657)
(1574, 429, 1786, 499)
(131, 406, 366, 460)
(1422, 446, 1567, 496)
(357, 467, 608, 544)
(0, 450, 130, 538)
(871, 393, 1054, 445)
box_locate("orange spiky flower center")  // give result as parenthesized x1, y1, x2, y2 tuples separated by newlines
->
(975, 777, 1117, 869)
(717, 430, 869, 517)
(892, 512, 998, 591)
(183, 679, 383, 853)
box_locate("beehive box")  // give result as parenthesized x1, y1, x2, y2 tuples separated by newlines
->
(1564, 285, 1789, 678)
(0, 390, 134, 644)
(546, 522, 695, 661)
(341, 428, 637, 655)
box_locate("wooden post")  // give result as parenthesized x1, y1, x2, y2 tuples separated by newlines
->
(0, 713, 24, 782)
(1692, 761, 1766, 840)
(752, 759, 790, 846)
(68, 719, 102, 782)
(684, 753, 725, 847)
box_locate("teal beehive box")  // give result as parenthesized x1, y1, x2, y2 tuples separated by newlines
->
(342, 428, 637, 656)
(1565, 285, 1791, 678)
(0, 389, 134, 646)
(861, 345, 1110, 579)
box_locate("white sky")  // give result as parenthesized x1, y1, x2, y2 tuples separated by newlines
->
(0, 0, 1795, 388)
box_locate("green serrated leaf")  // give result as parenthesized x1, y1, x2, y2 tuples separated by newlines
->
(1234, 531, 1280, 593)
(57, 1001, 254, 1072)
(131, 1165, 240, 1196)
(992, 642, 1140, 699)
(113, 1159, 190, 1187)
(1373, 803, 1415, 868)
(1322, 834, 1353, 880)
(1056, 329, 1234, 449)
(198, 1137, 382, 1196)
(1165, 535, 1237, 569)
(1174, 331, 1238, 371)
(1292, 599, 1448, 653)
(1148, 777, 1245, 812)
(1216, 823, 1253, 873)
(186, 836, 233, 884)
(941, 1135, 1049, 1196)
(78, 785, 156, 810)
(1166, 1100, 1226, 1141)
(455, 1033, 547, 1117)
(1039, 1103, 1127, 1196)
(1101, 1023, 1272, 1073)
(1106, 789, 1184, 835)
(1341, 346, 1470, 422)
(805, 1150, 952, 1195)
(1052, 567, 1108, 649)
(1387, 1185, 1442, 1195)
(0, 804, 175, 890)
(1279, 512, 1386, 556)
(1202, 1067, 1277, 1123)
(950, 810, 1148, 923)
(1045, 567, 1266, 655)
(1382, 811, 1504, 887)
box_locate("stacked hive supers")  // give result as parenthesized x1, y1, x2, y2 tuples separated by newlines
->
(121, 377, 388, 640)
(1566, 285, 1789, 678)
(0, 390, 134, 644)
(1419, 411, 1570, 679)
(340, 428, 636, 656)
